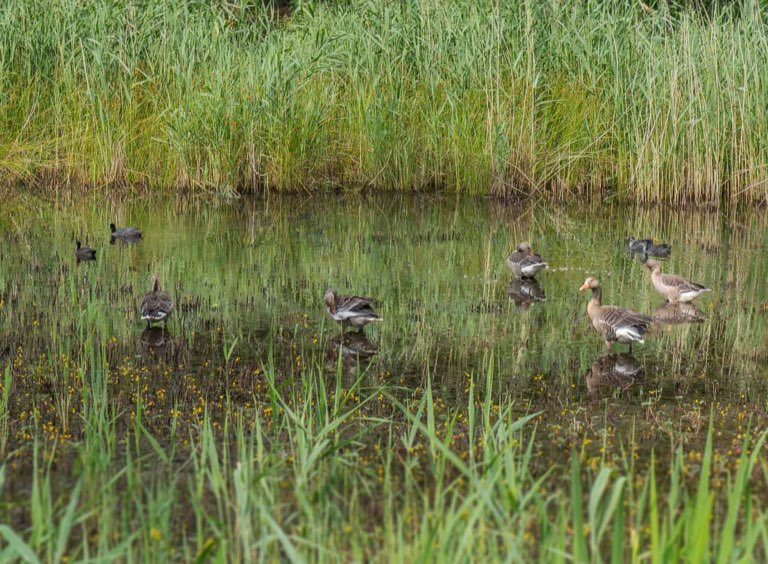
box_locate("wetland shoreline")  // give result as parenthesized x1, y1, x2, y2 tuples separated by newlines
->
(0, 191, 767, 559)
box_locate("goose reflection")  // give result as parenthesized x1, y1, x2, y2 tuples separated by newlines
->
(654, 302, 707, 324)
(586, 353, 644, 395)
(140, 327, 173, 356)
(507, 278, 546, 311)
(325, 333, 379, 380)
(326, 333, 379, 360)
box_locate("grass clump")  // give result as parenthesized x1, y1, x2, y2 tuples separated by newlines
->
(1, 0, 768, 204)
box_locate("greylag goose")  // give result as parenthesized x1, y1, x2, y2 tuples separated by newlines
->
(643, 259, 710, 303)
(506, 242, 547, 279)
(140, 273, 175, 328)
(75, 241, 96, 262)
(110, 223, 142, 240)
(579, 277, 653, 351)
(627, 237, 671, 257)
(324, 288, 382, 332)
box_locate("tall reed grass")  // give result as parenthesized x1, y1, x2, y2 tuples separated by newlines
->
(1, 0, 768, 204)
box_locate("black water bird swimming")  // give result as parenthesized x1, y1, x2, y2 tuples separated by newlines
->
(626, 237, 671, 257)
(110, 223, 142, 241)
(75, 241, 96, 262)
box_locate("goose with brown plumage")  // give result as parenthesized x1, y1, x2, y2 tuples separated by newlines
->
(506, 242, 547, 279)
(324, 288, 382, 332)
(579, 277, 653, 351)
(140, 273, 175, 328)
(643, 259, 710, 303)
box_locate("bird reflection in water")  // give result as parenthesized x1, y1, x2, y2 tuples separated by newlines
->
(140, 327, 175, 358)
(507, 278, 546, 311)
(585, 353, 644, 395)
(653, 302, 707, 324)
(325, 333, 380, 383)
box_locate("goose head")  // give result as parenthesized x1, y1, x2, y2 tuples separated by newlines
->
(324, 288, 338, 313)
(517, 242, 534, 256)
(579, 277, 600, 292)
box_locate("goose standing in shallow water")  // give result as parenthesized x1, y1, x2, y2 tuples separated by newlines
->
(75, 241, 96, 262)
(324, 288, 382, 332)
(579, 277, 653, 351)
(110, 223, 142, 241)
(506, 242, 547, 279)
(643, 259, 710, 303)
(140, 273, 175, 328)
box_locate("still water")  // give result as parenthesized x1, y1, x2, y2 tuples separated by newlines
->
(0, 192, 766, 507)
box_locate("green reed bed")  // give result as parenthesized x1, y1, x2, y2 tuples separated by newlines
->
(2, 1, 768, 203)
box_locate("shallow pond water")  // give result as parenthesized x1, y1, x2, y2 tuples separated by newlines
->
(1, 191, 767, 531)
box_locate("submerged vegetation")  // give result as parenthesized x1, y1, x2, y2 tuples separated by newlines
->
(2, 0, 768, 203)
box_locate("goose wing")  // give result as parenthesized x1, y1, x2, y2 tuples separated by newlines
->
(506, 250, 526, 265)
(518, 253, 546, 268)
(141, 291, 175, 319)
(336, 295, 381, 318)
(660, 273, 706, 292)
(598, 305, 653, 327)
